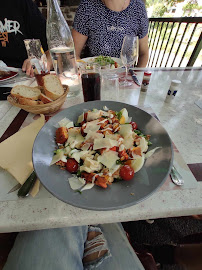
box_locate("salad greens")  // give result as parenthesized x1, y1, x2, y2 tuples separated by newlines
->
(93, 55, 115, 66)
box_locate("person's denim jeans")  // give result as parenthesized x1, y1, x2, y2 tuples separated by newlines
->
(3, 223, 144, 270)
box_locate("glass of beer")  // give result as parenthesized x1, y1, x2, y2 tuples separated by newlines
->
(80, 64, 101, 102)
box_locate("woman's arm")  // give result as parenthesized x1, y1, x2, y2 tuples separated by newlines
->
(137, 35, 149, 68)
(72, 29, 88, 59)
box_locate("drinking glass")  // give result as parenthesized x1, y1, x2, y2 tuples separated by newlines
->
(102, 73, 119, 101)
(24, 39, 49, 89)
(120, 35, 139, 87)
(80, 64, 101, 102)
(50, 47, 81, 97)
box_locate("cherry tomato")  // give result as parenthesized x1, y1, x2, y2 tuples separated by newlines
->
(130, 121, 138, 130)
(66, 158, 79, 173)
(120, 165, 134, 181)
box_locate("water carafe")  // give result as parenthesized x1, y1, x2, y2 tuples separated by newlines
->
(47, 0, 80, 97)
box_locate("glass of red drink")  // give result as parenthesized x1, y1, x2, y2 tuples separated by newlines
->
(80, 64, 101, 102)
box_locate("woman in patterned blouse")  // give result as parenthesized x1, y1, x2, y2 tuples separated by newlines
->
(72, 0, 149, 67)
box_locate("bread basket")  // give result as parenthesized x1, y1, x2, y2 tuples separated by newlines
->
(7, 85, 69, 115)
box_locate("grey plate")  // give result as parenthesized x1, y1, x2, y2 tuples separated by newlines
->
(33, 101, 173, 211)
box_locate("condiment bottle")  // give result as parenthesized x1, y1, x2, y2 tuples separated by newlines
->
(141, 72, 152, 92)
(165, 80, 181, 102)
(46, 0, 80, 97)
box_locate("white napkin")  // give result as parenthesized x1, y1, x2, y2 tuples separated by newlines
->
(0, 60, 19, 72)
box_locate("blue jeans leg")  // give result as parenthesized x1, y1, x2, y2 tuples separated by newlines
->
(3, 226, 88, 270)
(3, 223, 144, 270)
(96, 223, 144, 270)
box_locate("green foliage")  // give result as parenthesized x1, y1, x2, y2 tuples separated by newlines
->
(151, 3, 168, 17)
(146, 0, 183, 8)
(146, 0, 201, 17)
(183, 0, 202, 13)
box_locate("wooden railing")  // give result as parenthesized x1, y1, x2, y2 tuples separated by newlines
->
(148, 17, 202, 67)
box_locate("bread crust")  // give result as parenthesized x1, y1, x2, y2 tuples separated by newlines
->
(42, 74, 64, 100)
(11, 85, 41, 100)
(18, 97, 40, 106)
(39, 93, 53, 104)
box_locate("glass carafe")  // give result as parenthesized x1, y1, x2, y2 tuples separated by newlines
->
(47, 0, 80, 97)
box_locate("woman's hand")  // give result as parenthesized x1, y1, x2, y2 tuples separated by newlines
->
(22, 59, 34, 77)
(22, 51, 52, 77)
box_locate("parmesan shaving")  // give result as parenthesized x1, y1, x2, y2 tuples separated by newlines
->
(81, 176, 96, 191)
(87, 110, 101, 121)
(105, 134, 120, 141)
(109, 164, 121, 174)
(67, 131, 84, 148)
(84, 120, 100, 133)
(77, 113, 84, 124)
(58, 117, 72, 127)
(136, 137, 148, 153)
(66, 122, 74, 129)
(145, 147, 162, 159)
(123, 134, 134, 149)
(118, 124, 132, 137)
(50, 150, 66, 165)
(70, 133, 85, 148)
(85, 131, 104, 141)
(81, 182, 94, 191)
(64, 146, 71, 155)
(80, 157, 102, 173)
(81, 143, 91, 151)
(68, 127, 81, 136)
(97, 151, 119, 169)
(69, 177, 86, 190)
(71, 150, 88, 163)
(93, 138, 118, 150)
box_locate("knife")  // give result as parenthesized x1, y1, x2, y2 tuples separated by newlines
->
(7, 183, 21, 194)
(129, 69, 141, 86)
(7, 171, 37, 197)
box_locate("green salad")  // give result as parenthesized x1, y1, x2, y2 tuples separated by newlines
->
(93, 55, 118, 68)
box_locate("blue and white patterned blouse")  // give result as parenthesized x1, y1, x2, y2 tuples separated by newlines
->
(73, 0, 148, 58)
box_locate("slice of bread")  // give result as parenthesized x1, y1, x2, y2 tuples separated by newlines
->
(39, 93, 53, 104)
(18, 97, 40, 106)
(42, 74, 64, 100)
(11, 85, 41, 100)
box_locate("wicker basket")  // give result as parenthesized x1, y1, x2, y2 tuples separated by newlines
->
(7, 85, 69, 115)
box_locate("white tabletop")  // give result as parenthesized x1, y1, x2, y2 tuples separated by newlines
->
(0, 67, 202, 233)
